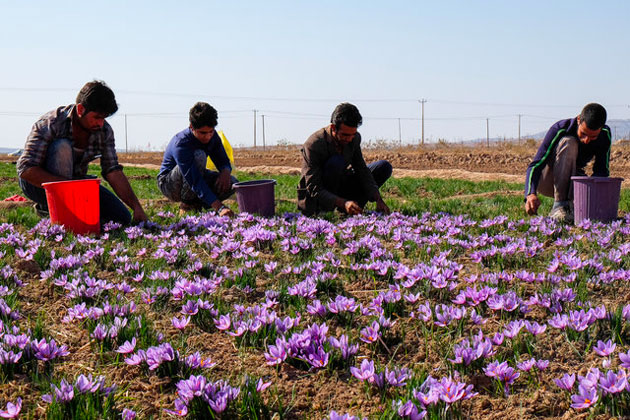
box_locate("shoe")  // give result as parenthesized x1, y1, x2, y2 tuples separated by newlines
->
(549, 205, 574, 224)
(178, 202, 202, 216)
(33, 203, 49, 218)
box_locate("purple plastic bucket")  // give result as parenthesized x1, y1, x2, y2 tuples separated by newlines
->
(233, 179, 277, 217)
(572, 176, 624, 224)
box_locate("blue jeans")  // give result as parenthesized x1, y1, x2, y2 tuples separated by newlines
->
(322, 156, 392, 207)
(157, 149, 238, 208)
(19, 138, 132, 226)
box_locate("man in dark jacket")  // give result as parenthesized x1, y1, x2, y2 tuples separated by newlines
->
(524, 103, 611, 222)
(298, 103, 392, 216)
(158, 102, 237, 217)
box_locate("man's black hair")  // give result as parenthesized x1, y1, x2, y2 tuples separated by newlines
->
(76, 80, 118, 116)
(331, 102, 362, 129)
(580, 103, 607, 130)
(189, 102, 218, 129)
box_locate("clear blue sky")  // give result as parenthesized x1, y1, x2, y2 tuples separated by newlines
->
(1, 1, 629, 150)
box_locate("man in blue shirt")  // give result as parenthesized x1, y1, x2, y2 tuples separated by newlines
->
(158, 102, 237, 217)
(524, 103, 611, 223)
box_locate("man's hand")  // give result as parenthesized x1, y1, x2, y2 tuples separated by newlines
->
(132, 206, 148, 223)
(211, 200, 235, 217)
(105, 169, 147, 224)
(525, 194, 540, 215)
(215, 168, 232, 196)
(219, 206, 234, 217)
(375, 197, 391, 215)
(344, 200, 363, 215)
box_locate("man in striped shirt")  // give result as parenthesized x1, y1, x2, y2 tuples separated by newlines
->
(17, 80, 147, 225)
(524, 103, 611, 223)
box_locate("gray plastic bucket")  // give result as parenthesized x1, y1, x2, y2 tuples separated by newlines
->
(233, 179, 277, 217)
(572, 176, 623, 224)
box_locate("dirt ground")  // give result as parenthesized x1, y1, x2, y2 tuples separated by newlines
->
(3, 142, 630, 183)
(89, 142, 630, 185)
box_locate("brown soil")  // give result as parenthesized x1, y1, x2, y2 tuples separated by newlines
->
(4, 142, 630, 184)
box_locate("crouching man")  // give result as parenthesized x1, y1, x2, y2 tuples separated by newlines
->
(17, 80, 147, 225)
(158, 102, 237, 217)
(524, 103, 611, 223)
(298, 102, 392, 216)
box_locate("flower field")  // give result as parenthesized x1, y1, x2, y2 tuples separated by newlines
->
(2, 200, 630, 419)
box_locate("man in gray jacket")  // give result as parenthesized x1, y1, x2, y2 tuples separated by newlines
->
(297, 103, 392, 216)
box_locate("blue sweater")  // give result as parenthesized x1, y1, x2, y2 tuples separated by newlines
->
(159, 128, 231, 205)
(524, 117, 611, 198)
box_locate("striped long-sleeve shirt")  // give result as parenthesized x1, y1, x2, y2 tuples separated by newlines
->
(524, 117, 611, 198)
(17, 105, 123, 179)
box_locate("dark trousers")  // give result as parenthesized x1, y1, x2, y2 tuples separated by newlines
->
(157, 150, 238, 209)
(323, 156, 392, 207)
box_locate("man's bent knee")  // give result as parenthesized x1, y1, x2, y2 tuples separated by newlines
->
(46, 138, 74, 179)
(371, 160, 393, 186)
(556, 136, 579, 160)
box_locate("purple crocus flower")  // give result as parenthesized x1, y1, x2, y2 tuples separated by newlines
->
(619, 349, 630, 368)
(146, 343, 177, 370)
(535, 359, 549, 370)
(593, 339, 616, 357)
(329, 335, 359, 360)
(125, 349, 147, 365)
(570, 384, 599, 409)
(554, 373, 576, 390)
(436, 376, 476, 404)
(599, 370, 627, 395)
(395, 400, 426, 420)
(524, 321, 546, 336)
(350, 359, 375, 382)
(31, 338, 70, 361)
(0, 398, 21, 418)
(516, 359, 536, 372)
(214, 315, 231, 331)
(91, 325, 108, 341)
(163, 398, 188, 417)
(116, 337, 137, 354)
(328, 411, 367, 420)
(306, 300, 328, 317)
(306, 346, 330, 368)
(256, 378, 272, 392)
(51, 379, 75, 403)
(172, 315, 191, 330)
(75, 374, 105, 394)
(359, 322, 380, 344)
(181, 300, 199, 315)
(121, 408, 136, 420)
(264, 337, 287, 366)
(385, 367, 410, 387)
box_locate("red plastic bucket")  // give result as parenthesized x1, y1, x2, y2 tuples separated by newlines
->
(42, 179, 101, 234)
(572, 176, 623, 224)
(233, 179, 276, 217)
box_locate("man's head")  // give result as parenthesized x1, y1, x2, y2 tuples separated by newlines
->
(189, 102, 218, 143)
(330, 103, 362, 145)
(577, 103, 607, 144)
(75, 80, 118, 132)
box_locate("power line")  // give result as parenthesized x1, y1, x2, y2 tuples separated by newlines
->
(1, 86, 628, 108)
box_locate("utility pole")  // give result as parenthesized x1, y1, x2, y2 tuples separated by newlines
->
(397, 118, 402, 143)
(419, 99, 427, 145)
(261, 114, 266, 150)
(486, 118, 490, 147)
(124, 114, 128, 153)
(253, 109, 257, 148)
(518, 114, 522, 143)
